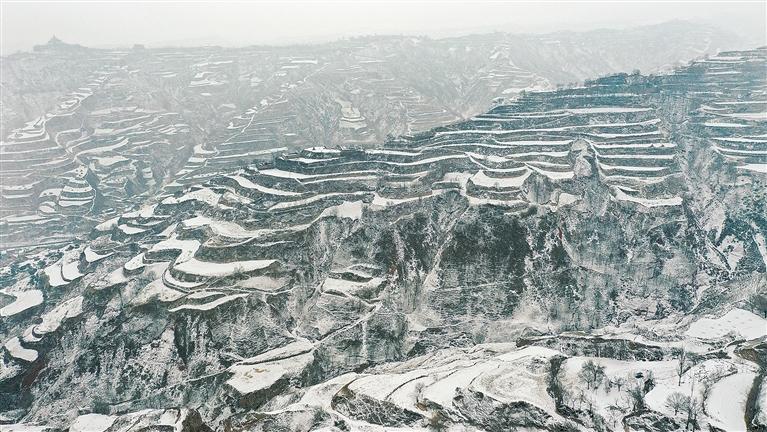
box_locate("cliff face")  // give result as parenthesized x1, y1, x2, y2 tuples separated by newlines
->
(0, 48, 765, 431)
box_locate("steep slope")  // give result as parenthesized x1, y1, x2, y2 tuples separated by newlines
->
(0, 21, 743, 253)
(0, 48, 765, 431)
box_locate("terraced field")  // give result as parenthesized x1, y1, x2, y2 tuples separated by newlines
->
(0, 23, 741, 253)
(1, 46, 764, 431)
(33, 47, 764, 322)
(685, 51, 767, 175)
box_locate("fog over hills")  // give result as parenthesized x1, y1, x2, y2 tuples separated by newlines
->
(0, 12, 766, 432)
(2, 2, 765, 53)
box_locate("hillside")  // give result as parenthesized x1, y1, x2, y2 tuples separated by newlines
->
(0, 46, 765, 431)
(0, 21, 743, 253)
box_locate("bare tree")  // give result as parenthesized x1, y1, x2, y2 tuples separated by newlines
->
(578, 360, 606, 390)
(606, 404, 627, 428)
(676, 347, 687, 386)
(627, 384, 645, 412)
(612, 376, 626, 392)
(683, 396, 702, 431)
(684, 378, 702, 431)
(665, 392, 689, 415)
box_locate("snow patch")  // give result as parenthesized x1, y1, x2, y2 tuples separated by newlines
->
(685, 308, 766, 340)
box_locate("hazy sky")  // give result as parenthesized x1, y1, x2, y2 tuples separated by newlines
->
(2, 1, 765, 54)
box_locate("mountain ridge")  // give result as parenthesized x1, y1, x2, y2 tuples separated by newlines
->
(0, 46, 765, 431)
(0, 21, 746, 256)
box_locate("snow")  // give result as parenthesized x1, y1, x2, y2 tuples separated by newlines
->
(3, 215, 45, 224)
(149, 235, 201, 263)
(685, 308, 766, 340)
(381, 154, 465, 167)
(589, 130, 661, 139)
(295, 372, 358, 409)
(161, 188, 220, 206)
(94, 216, 119, 232)
(470, 169, 531, 188)
(118, 224, 148, 235)
(564, 356, 679, 423)
(228, 175, 301, 196)
(567, 107, 651, 114)
(35, 296, 84, 334)
(159, 223, 178, 238)
(84, 246, 112, 263)
(104, 409, 194, 432)
(713, 136, 767, 144)
(713, 100, 767, 106)
(227, 350, 314, 394)
(182, 216, 270, 239)
(322, 276, 384, 296)
(122, 204, 157, 219)
(495, 139, 573, 147)
(261, 168, 377, 180)
(599, 162, 668, 172)
(557, 192, 580, 207)
(475, 352, 560, 413)
(370, 191, 441, 208)
(289, 157, 340, 164)
(0, 290, 43, 317)
(318, 200, 364, 221)
(241, 339, 314, 364)
(43, 262, 68, 287)
(613, 188, 682, 208)
(260, 168, 312, 179)
(509, 150, 571, 158)
(706, 371, 757, 431)
(68, 413, 117, 432)
(186, 290, 224, 300)
(131, 279, 185, 306)
(419, 346, 560, 411)
(349, 369, 429, 412)
(174, 258, 276, 277)
(466, 195, 526, 208)
(528, 165, 575, 180)
(305, 146, 341, 154)
(593, 143, 676, 151)
(739, 163, 767, 174)
(59, 198, 93, 208)
(168, 293, 249, 312)
(719, 235, 745, 270)
(435, 119, 660, 136)
(269, 192, 367, 211)
(21, 324, 41, 343)
(758, 376, 767, 426)
(720, 112, 767, 121)
(163, 269, 204, 290)
(0, 425, 50, 432)
(367, 149, 422, 156)
(713, 145, 767, 156)
(124, 253, 146, 271)
(4, 337, 37, 362)
(103, 268, 129, 287)
(597, 152, 674, 160)
(61, 255, 83, 281)
(303, 175, 378, 184)
(702, 205, 726, 239)
(703, 122, 748, 128)
(236, 275, 287, 291)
